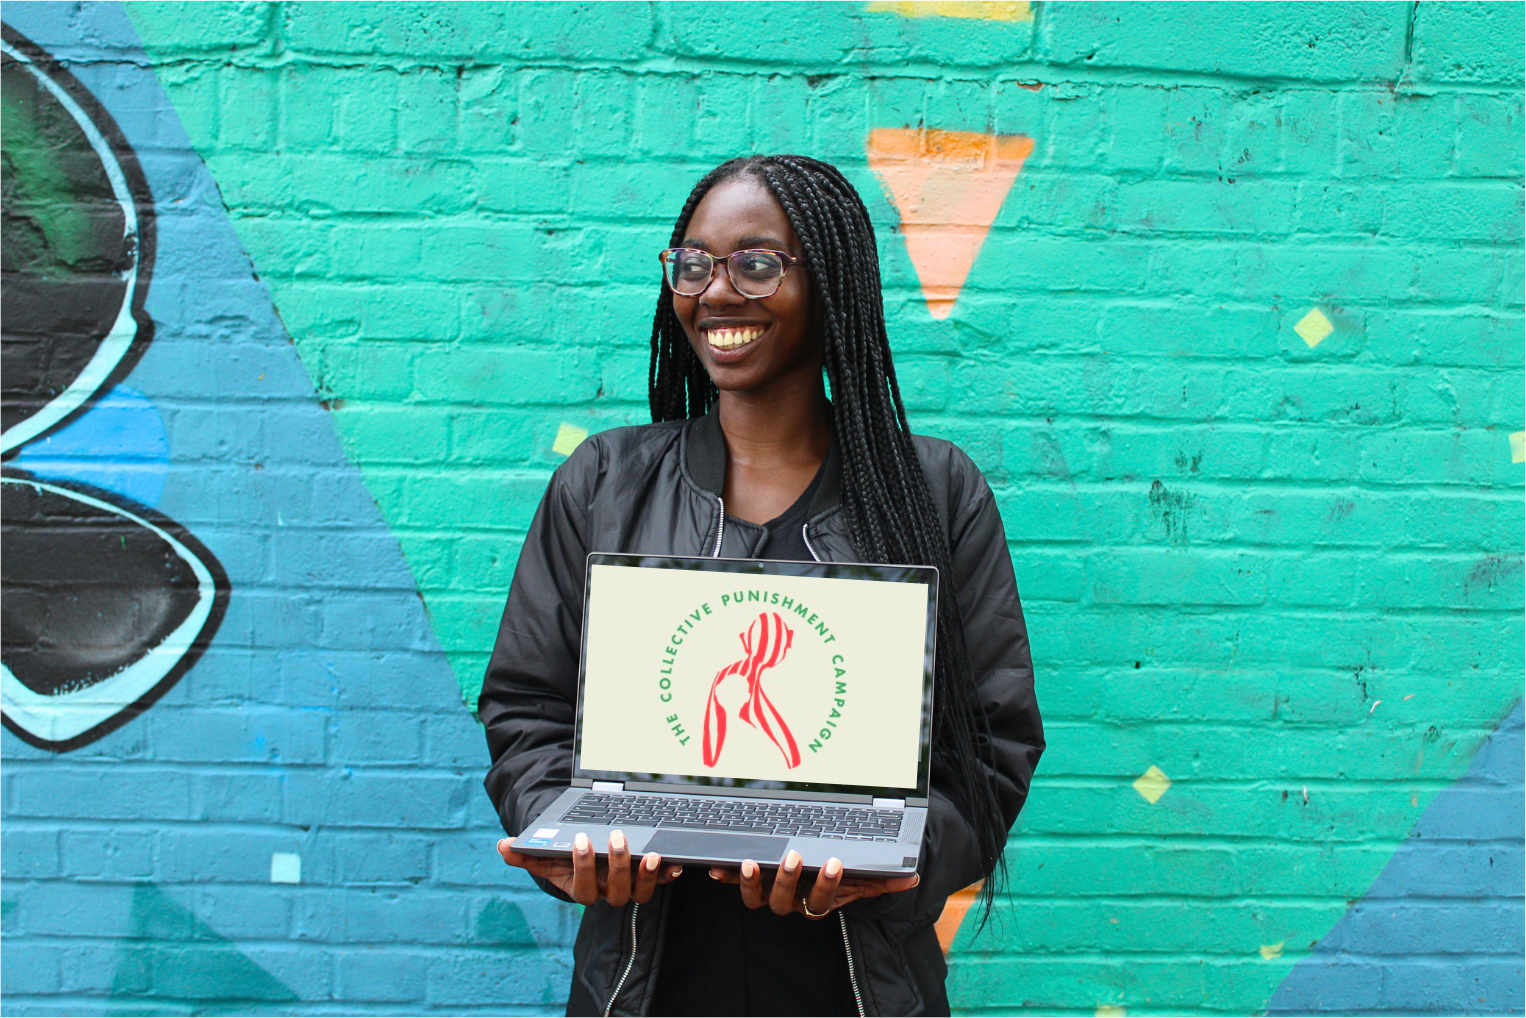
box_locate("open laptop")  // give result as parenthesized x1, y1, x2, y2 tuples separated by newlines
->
(512, 553, 938, 877)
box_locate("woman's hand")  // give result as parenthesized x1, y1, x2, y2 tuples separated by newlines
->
(497, 831, 682, 906)
(708, 851, 919, 919)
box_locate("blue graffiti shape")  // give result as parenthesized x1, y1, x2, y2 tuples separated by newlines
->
(1, 25, 228, 751)
(1268, 702, 1526, 1017)
(10, 384, 170, 508)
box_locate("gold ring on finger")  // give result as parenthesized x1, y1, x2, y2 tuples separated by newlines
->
(801, 896, 832, 919)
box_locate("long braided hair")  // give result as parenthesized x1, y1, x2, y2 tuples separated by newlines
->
(649, 154, 1008, 914)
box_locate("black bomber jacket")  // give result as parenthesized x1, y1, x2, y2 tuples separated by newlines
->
(480, 410, 1044, 1016)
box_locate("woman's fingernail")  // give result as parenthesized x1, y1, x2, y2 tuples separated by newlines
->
(709, 868, 723, 879)
(610, 830, 625, 852)
(644, 853, 660, 872)
(497, 838, 509, 851)
(742, 860, 755, 879)
(785, 851, 801, 872)
(574, 833, 589, 853)
(668, 867, 683, 879)
(825, 858, 842, 878)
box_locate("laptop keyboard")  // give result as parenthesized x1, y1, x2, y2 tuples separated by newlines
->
(562, 793, 903, 841)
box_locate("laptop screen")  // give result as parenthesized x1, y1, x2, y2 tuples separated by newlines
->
(574, 554, 937, 800)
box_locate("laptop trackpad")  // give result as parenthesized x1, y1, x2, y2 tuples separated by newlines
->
(643, 831, 790, 864)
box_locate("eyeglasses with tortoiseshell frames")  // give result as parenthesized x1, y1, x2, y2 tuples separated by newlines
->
(659, 247, 806, 299)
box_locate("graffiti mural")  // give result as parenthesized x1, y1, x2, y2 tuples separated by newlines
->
(1, 26, 229, 751)
(2, 6, 568, 1014)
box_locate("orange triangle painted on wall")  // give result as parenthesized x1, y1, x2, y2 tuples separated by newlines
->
(867, 128, 1034, 320)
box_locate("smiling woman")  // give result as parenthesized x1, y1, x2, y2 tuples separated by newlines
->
(480, 154, 1044, 1017)
(666, 176, 828, 526)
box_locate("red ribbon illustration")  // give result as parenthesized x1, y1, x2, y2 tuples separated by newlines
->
(702, 611, 801, 769)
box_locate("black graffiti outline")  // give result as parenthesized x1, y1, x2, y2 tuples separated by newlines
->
(1, 24, 157, 455)
(1, 470, 232, 752)
(1, 24, 229, 752)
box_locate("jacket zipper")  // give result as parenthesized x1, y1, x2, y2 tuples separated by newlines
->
(802, 522, 821, 563)
(839, 911, 866, 1017)
(806, 526, 858, 1014)
(604, 902, 639, 1016)
(715, 514, 848, 1011)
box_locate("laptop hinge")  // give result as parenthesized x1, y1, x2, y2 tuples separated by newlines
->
(592, 780, 623, 792)
(872, 797, 905, 808)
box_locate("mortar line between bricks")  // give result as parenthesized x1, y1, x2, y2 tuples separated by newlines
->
(1037, 721, 1515, 735)
(2, 933, 572, 955)
(1038, 721, 1516, 731)
(226, 199, 1526, 218)
(228, 214, 1526, 247)
(241, 292, 1526, 312)
(1031, 720, 1519, 729)
(248, 177, 1526, 206)
(1046, 662, 1514, 673)
(991, 480, 1526, 497)
(942, 949, 1526, 961)
(1008, 542, 1526, 555)
(902, 1013, 1218, 1018)
(375, 442, 1525, 458)
(1005, 778, 1471, 791)
(372, 283, 1526, 303)
(1, 764, 487, 777)
(225, 208, 1526, 243)
(1007, 836, 1524, 849)
(0, 1005, 568, 1018)
(136, 48, 1526, 93)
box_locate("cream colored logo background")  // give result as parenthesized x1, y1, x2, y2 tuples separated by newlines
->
(580, 565, 929, 789)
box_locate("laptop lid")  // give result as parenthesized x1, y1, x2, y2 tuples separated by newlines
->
(574, 553, 938, 803)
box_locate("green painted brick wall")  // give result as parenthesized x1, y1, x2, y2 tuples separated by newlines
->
(124, 2, 1523, 1014)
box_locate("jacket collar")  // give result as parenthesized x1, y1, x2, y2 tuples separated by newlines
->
(684, 407, 842, 519)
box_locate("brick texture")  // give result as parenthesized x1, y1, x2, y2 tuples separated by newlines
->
(0, 2, 1520, 1015)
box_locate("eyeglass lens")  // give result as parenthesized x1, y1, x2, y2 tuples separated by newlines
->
(664, 249, 787, 298)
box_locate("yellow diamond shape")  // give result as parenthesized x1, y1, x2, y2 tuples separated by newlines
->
(866, 1, 1032, 20)
(1133, 765, 1171, 804)
(1510, 431, 1524, 464)
(552, 422, 588, 457)
(1295, 308, 1334, 348)
(1260, 941, 1285, 960)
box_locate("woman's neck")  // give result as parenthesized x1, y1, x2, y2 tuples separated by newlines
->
(714, 373, 831, 524)
(715, 374, 831, 473)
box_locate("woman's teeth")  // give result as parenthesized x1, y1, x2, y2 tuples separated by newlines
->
(707, 325, 764, 350)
